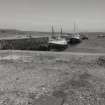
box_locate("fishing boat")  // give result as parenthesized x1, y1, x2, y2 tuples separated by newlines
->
(70, 33, 81, 44)
(69, 22, 81, 44)
(48, 26, 68, 50)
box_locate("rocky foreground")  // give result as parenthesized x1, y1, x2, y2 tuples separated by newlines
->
(0, 51, 105, 105)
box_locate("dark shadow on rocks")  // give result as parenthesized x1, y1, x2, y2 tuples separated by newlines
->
(96, 56, 105, 67)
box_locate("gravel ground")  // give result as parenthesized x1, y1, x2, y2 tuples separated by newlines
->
(0, 50, 104, 105)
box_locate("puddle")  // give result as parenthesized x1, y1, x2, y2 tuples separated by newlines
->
(0, 55, 21, 60)
(0, 55, 33, 63)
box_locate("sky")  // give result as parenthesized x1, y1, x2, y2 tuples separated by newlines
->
(0, 0, 105, 32)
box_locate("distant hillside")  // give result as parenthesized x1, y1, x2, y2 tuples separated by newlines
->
(0, 29, 52, 38)
(0, 29, 51, 35)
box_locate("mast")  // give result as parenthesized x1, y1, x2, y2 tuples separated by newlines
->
(74, 21, 79, 34)
(52, 25, 54, 36)
(60, 27, 63, 35)
(73, 21, 80, 39)
(74, 21, 76, 34)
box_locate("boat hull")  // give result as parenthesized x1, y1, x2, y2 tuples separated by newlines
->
(69, 38, 81, 44)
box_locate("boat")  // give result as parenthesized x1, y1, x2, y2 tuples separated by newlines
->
(48, 26, 68, 50)
(69, 22, 81, 44)
(70, 33, 81, 44)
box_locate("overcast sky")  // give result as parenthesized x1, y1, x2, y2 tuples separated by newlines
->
(0, 0, 105, 32)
